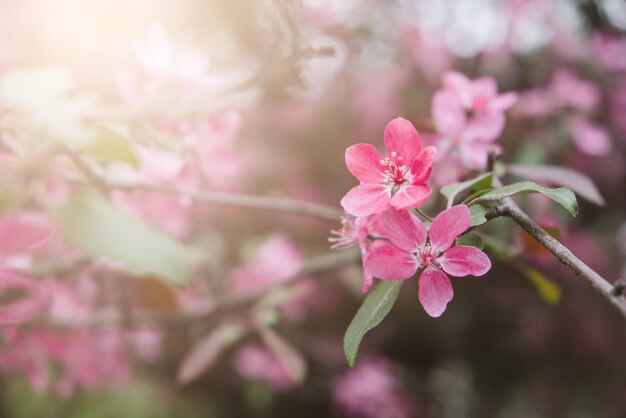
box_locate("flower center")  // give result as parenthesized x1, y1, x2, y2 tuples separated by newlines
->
(380, 151, 409, 187)
(415, 244, 441, 269)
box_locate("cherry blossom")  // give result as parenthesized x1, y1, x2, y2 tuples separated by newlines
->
(332, 357, 414, 418)
(230, 234, 304, 295)
(364, 205, 491, 317)
(432, 71, 518, 172)
(232, 344, 296, 391)
(341, 117, 436, 217)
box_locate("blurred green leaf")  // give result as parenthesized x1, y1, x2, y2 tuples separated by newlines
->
(83, 126, 139, 166)
(507, 164, 604, 206)
(441, 173, 493, 208)
(55, 191, 197, 285)
(523, 267, 561, 305)
(474, 181, 578, 217)
(178, 323, 245, 385)
(344, 280, 403, 367)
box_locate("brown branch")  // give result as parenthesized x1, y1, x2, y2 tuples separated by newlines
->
(69, 176, 343, 223)
(490, 200, 626, 320)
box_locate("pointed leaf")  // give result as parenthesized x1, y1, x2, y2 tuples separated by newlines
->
(344, 280, 403, 367)
(83, 126, 139, 166)
(55, 191, 197, 285)
(469, 204, 490, 226)
(441, 173, 493, 208)
(507, 164, 604, 206)
(523, 267, 561, 305)
(259, 327, 307, 384)
(177, 323, 245, 385)
(475, 181, 578, 216)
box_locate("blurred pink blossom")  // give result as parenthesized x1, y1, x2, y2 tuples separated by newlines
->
(231, 234, 304, 295)
(333, 357, 414, 418)
(232, 344, 295, 391)
(567, 117, 612, 157)
(550, 69, 600, 113)
(432, 71, 517, 175)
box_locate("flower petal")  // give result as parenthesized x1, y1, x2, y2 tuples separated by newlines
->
(340, 184, 390, 217)
(489, 92, 518, 113)
(345, 144, 386, 183)
(443, 71, 473, 108)
(410, 146, 437, 184)
(380, 207, 427, 251)
(364, 243, 417, 280)
(0, 268, 50, 326)
(390, 185, 431, 211)
(440, 245, 491, 277)
(429, 205, 471, 251)
(418, 267, 453, 318)
(0, 212, 55, 258)
(432, 90, 466, 137)
(383, 117, 422, 163)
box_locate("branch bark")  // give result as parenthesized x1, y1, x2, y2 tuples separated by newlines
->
(490, 200, 626, 320)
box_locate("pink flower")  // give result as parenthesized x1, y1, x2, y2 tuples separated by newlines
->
(332, 357, 414, 418)
(230, 234, 304, 295)
(567, 117, 612, 157)
(341, 117, 436, 217)
(432, 72, 518, 171)
(364, 205, 491, 317)
(232, 344, 295, 391)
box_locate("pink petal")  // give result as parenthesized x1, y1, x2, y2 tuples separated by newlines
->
(432, 90, 466, 137)
(489, 92, 519, 113)
(0, 212, 55, 257)
(418, 267, 453, 317)
(569, 119, 612, 157)
(440, 245, 491, 277)
(380, 207, 427, 251)
(340, 184, 391, 217)
(443, 71, 473, 108)
(458, 140, 496, 170)
(0, 268, 50, 326)
(463, 114, 505, 143)
(362, 271, 374, 293)
(383, 117, 422, 163)
(345, 144, 386, 183)
(364, 243, 417, 280)
(472, 77, 498, 100)
(429, 205, 471, 251)
(410, 146, 437, 184)
(389, 185, 431, 211)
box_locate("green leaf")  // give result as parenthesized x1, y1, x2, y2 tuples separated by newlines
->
(506, 164, 604, 206)
(523, 267, 561, 305)
(456, 233, 484, 249)
(441, 173, 493, 208)
(344, 280, 403, 367)
(55, 191, 197, 285)
(474, 181, 578, 217)
(469, 204, 489, 227)
(83, 126, 139, 166)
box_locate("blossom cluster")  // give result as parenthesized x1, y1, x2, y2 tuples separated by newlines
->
(337, 116, 492, 317)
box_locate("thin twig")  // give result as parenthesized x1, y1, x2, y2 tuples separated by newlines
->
(70, 177, 343, 223)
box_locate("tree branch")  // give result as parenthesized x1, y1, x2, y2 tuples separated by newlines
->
(490, 200, 626, 320)
(70, 177, 343, 223)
